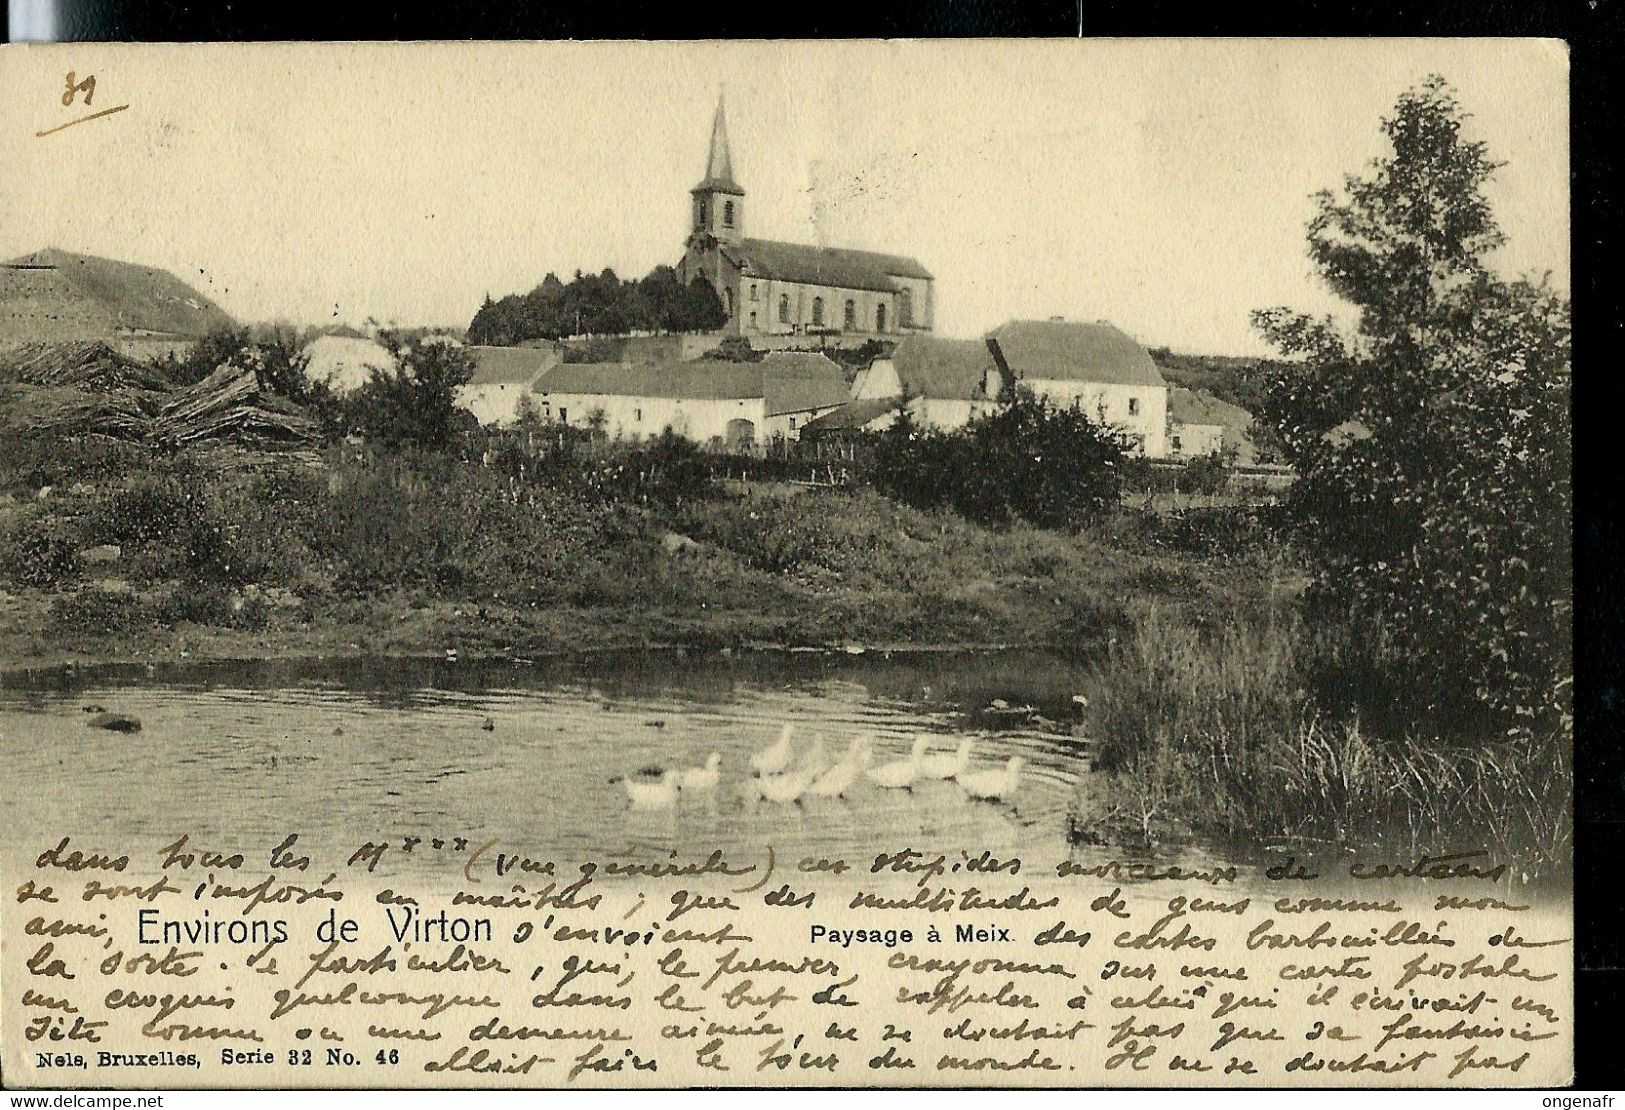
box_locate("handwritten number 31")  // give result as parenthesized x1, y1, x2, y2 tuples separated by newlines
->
(62, 72, 95, 107)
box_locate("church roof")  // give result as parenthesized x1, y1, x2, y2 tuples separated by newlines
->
(987, 319, 1165, 389)
(2, 248, 236, 342)
(730, 238, 932, 293)
(691, 97, 744, 196)
(887, 335, 1003, 401)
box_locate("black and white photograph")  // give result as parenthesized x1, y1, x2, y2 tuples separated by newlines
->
(0, 39, 1575, 1090)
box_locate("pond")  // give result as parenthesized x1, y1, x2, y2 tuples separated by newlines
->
(0, 649, 1243, 891)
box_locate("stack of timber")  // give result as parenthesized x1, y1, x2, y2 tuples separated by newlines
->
(149, 362, 321, 448)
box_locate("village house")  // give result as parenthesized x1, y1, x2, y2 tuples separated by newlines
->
(1167, 385, 1253, 462)
(837, 320, 1171, 457)
(848, 335, 1006, 430)
(0, 248, 236, 360)
(529, 351, 848, 448)
(675, 98, 934, 342)
(458, 344, 564, 425)
(986, 318, 1169, 457)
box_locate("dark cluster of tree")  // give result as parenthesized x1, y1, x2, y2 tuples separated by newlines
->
(466, 265, 727, 346)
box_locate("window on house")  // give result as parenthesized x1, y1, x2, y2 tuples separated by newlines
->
(634, 408, 642, 422)
(723, 201, 734, 227)
(778, 294, 789, 323)
(697, 201, 707, 227)
(876, 303, 886, 332)
(1172, 434, 1183, 451)
(812, 297, 824, 326)
(1127, 397, 1140, 415)
(843, 299, 856, 330)
(749, 283, 757, 301)
(559, 408, 568, 424)
(725, 288, 734, 317)
(749, 311, 757, 330)
(789, 416, 798, 429)
(898, 289, 913, 327)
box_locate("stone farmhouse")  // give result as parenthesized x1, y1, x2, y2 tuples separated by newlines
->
(528, 351, 849, 449)
(836, 319, 1172, 457)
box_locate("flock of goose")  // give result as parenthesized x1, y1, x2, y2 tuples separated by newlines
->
(616, 725, 1025, 810)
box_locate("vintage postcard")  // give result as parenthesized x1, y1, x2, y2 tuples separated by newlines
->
(0, 39, 1572, 1089)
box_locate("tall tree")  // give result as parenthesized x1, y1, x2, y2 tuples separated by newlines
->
(1252, 75, 1571, 734)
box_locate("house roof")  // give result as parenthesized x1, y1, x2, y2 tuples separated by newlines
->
(730, 238, 932, 292)
(1168, 385, 1248, 428)
(467, 345, 562, 387)
(801, 396, 903, 433)
(2, 248, 236, 341)
(536, 359, 765, 401)
(759, 352, 849, 416)
(886, 335, 1003, 401)
(987, 319, 1165, 389)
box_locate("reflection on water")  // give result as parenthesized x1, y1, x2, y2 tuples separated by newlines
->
(0, 650, 1240, 887)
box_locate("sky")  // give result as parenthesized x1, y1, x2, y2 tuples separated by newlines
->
(0, 39, 1569, 356)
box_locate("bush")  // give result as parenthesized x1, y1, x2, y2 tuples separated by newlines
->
(0, 518, 83, 589)
(49, 587, 156, 636)
(79, 476, 237, 582)
(866, 390, 1128, 530)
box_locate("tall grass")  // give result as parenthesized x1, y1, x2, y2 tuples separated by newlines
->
(1079, 611, 1573, 878)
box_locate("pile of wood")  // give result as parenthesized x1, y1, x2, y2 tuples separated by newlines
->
(8, 384, 153, 441)
(0, 341, 171, 393)
(149, 363, 320, 448)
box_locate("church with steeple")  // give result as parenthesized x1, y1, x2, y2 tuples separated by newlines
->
(675, 97, 935, 341)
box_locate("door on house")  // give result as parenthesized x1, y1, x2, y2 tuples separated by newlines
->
(876, 303, 886, 333)
(725, 418, 756, 452)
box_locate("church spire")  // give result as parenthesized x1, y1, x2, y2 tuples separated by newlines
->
(693, 93, 744, 196)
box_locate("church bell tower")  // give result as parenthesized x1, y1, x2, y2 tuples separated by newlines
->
(690, 95, 744, 246)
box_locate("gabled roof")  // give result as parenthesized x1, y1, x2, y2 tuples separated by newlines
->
(987, 319, 1165, 389)
(466, 344, 561, 387)
(886, 335, 1003, 401)
(731, 238, 932, 292)
(1169, 385, 1247, 428)
(2, 248, 236, 340)
(536, 359, 764, 401)
(759, 351, 849, 416)
(801, 396, 903, 433)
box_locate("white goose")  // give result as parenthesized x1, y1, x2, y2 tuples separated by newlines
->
(867, 736, 930, 790)
(760, 736, 830, 805)
(960, 756, 1026, 801)
(623, 769, 679, 809)
(920, 737, 974, 780)
(750, 724, 795, 775)
(675, 752, 722, 791)
(807, 735, 874, 799)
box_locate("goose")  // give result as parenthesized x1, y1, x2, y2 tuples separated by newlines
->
(750, 724, 795, 775)
(867, 736, 930, 790)
(960, 756, 1026, 801)
(807, 735, 874, 799)
(920, 737, 974, 780)
(622, 769, 679, 809)
(676, 752, 722, 791)
(759, 762, 825, 805)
